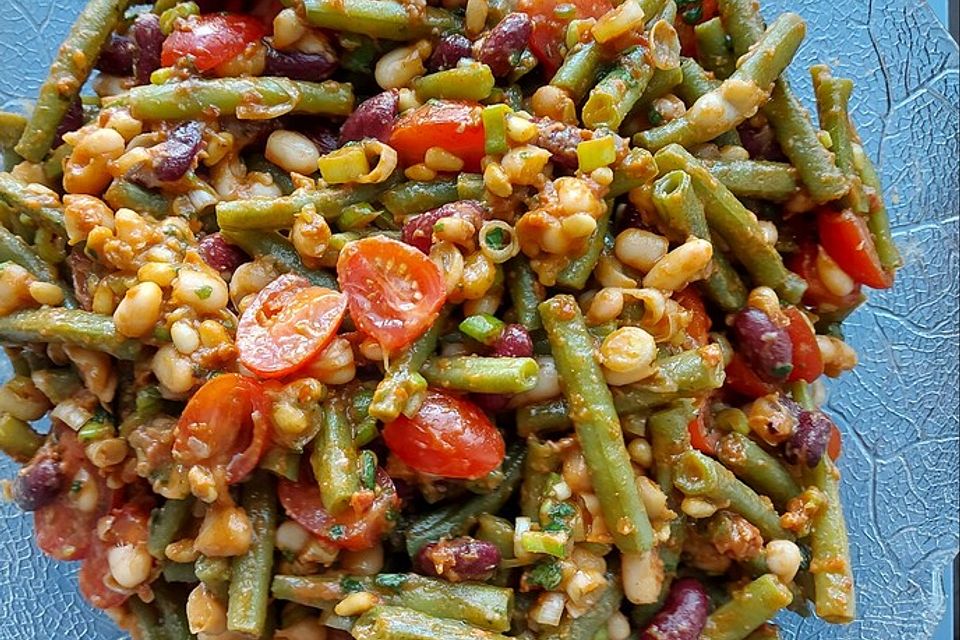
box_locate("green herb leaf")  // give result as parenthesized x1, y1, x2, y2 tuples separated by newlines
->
(528, 560, 563, 590)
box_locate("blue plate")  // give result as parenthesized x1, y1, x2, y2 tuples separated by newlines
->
(1, 1, 958, 638)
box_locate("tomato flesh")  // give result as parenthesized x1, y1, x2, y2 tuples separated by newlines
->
(173, 373, 270, 484)
(724, 353, 776, 399)
(783, 306, 824, 383)
(237, 274, 347, 379)
(278, 466, 399, 551)
(674, 286, 711, 347)
(389, 101, 486, 172)
(817, 208, 893, 289)
(687, 405, 719, 456)
(161, 13, 267, 71)
(383, 389, 506, 479)
(78, 500, 152, 610)
(828, 423, 842, 461)
(520, 0, 613, 75)
(337, 236, 446, 353)
(788, 242, 863, 312)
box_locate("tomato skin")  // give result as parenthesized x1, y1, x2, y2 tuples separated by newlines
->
(687, 408, 719, 456)
(383, 390, 506, 479)
(520, 0, 613, 75)
(78, 500, 153, 610)
(237, 275, 348, 379)
(827, 423, 842, 461)
(783, 307, 824, 383)
(278, 467, 399, 551)
(788, 242, 863, 312)
(817, 207, 893, 289)
(161, 14, 267, 71)
(173, 373, 270, 484)
(674, 287, 711, 347)
(675, 0, 719, 57)
(724, 353, 777, 398)
(389, 101, 486, 172)
(337, 236, 446, 353)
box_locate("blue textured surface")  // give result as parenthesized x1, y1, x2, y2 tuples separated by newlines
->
(1, 1, 958, 639)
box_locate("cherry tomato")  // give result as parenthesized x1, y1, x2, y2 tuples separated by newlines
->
(828, 423, 842, 461)
(34, 428, 115, 561)
(674, 286, 711, 347)
(278, 466, 399, 551)
(78, 500, 152, 610)
(173, 373, 270, 484)
(783, 306, 824, 383)
(687, 405, 719, 456)
(237, 275, 348, 379)
(674, 0, 719, 56)
(817, 207, 893, 289)
(724, 353, 776, 399)
(161, 13, 267, 71)
(788, 242, 864, 312)
(389, 101, 486, 172)
(383, 390, 506, 479)
(519, 0, 613, 74)
(337, 236, 446, 353)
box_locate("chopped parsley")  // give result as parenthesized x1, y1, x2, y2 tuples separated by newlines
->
(328, 524, 346, 540)
(483, 226, 507, 250)
(374, 574, 408, 591)
(341, 577, 364, 593)
(528, 560, 563, 591)
(195, 285, 213, 300)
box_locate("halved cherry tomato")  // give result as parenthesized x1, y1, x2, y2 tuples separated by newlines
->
(675, 0, 719, 57)
(237, 274, 348, 379)
(34, 427, 115, 561)
(817, 207, 894, 289)
(337, 236, 446, 353)
(687, 405, 719, 456)
(161, 14, 267, 71)
(828, 423, 842, 461)
(724, 353, 776, 398)
(783, 306, 824, 383)
(173, 373, 270, 484)
(519, 0, 613, 74)
(788, 242, 863, 312)
(675, 286, 711, 347)
(78, 500, 152, 610)
(389, 101, 486, 172)
(278, 466, 399, 551)
(383, 389, 506, 479)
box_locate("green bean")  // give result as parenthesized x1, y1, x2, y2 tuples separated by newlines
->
(0, 414, 44, 463)
(415, 62, 495, 101)
(811, 66, 868, 214)
(161, 562, 197, 583)
(701, 574, 793, 640)
(15, 0, 128, 162)
(476, 514, 515, 560)
(379, 178, 458, 218)
(540, 295, 653, 553)
(153, 580, 193, 640)
(715, 433, 802, 508)
(42, 143, 72, 183)
(675, 57, 741, 148)
(702, 160, 800, 202)
(648, 400, 697, 494)
(259, 446, 301, 481)
(555, 207, 611, 290)
(506, 257, 544, 331)
(0, 112, 26, 150)
(370, 307, 449, 422)
(0, 226, 74, 307)
(352, 605, 510, 640)
(147, 497, 195, 560)
(299, 0, 462, 40)
(104, 180, 173, 218)
(0, 172, 65, 236)
(128, 596, 166, 640)
(119, 386, 163, 438)
(695, 17, 736, 79)
(717, 0, 765, 57)
(637, 67, 685, 110)
(244, 153, 295, 196)
(654, 144, 804, 303)
(0, 308, 141, 359)
(551, 42, 604, 103)
(311, 398, 359, 515)
(520, 438, 562, 520)
(218, 229, 337, 289)
(195, 555, 232, 592)
(405, 441, 525, 556)
(421, 356, 539, 394)
(636, 14, 806, 151)
(516, 401, 570, 438)
(608, 148, 660, 197)
(804, 458, 856, 624)
(856, 143, 902, 270)
(673, 450, 792, 540)
(122, 77, 354, 121)
(652, 170, 747, 311)
(540, 577, 623, 640)
(583, 46, 654, 131)
(227, 471, 277, 636)
(272, 573, 514, 632)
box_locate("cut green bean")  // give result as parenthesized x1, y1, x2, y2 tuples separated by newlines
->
(227, 472, 277, 636)
(0, 414, 44, 463)
(0, 226, 75, 307)
(673, 450, 792, 540)
(856, 144, 902, 270)
(147, 497, 195, 560)
(540, 295, 652, 553)
(551, 42, 604, 103)
(219, 229, 337, 289)
(311, 398, 359, 515)
(352, 605, 510, 640)
(583, 46, 654, 130)
(674, 57, 741, 148)
(0, 308, 141, 359)
(15, 0, 128, 162)
(421, 356, 539, 394)
(161, 561, 197, 583)
(811, 66, 867, 214)
(695, 17, 737, 79)
(153, 580, 193, 640)
(196, 555, 232, 591)
(647, 400, 697, 494)
(702, 574, 793, 640)
(715, 432, 802, 508)
(520, 438, 562, 520)
(103, 180, 173, 219)
(128, 596, 166, 640)
(300, 0, 462, 40)
(703, 160, 800, 202)
(415, 62, 495, 101)
(555, 207, 612, 290)
(506, 257, 544, 331)
(379, 177, 460, 218)
(0, 172, 66, 236)
(0, 112, 26, 150)
(637, 67, 685, 110)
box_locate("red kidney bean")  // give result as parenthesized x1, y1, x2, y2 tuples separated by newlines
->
(427, 34, 472, 72)
(131, 13, 163, 85)
(732, 308, 794, 382)
(784, 409, 833, 467)
(640, 578, 710, 640)
(198, 232, 248, 274)
(54, 98, 84, 147)
(12, 456, 63, 512)
(415, 537, 501, 582)
(401, 200, 487, 254)
(153, 121, 205, 182)
(339, 90, 399, 145)
(534, 119, 592, 170)
(737, 122, 786, 162)
(477, 13, 533, 77)
(470, 393, 512, 414)
(96, 35, 135, 76)
(491, 324, 533, 358)
(264, 44, 338, 81)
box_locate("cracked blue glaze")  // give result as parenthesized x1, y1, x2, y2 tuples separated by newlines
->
(1, 0, 958, 638)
